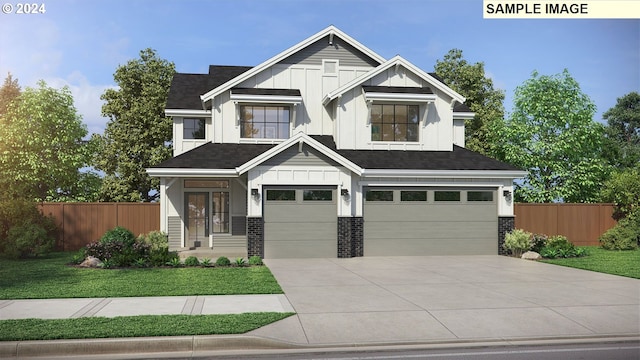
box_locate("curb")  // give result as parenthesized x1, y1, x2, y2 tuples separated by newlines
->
(1, 334, 638, 359)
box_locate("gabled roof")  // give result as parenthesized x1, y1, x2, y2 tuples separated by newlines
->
(200, 26, 386, 104)
(166, 66, 252, 110)
(322, 56, 466, 106)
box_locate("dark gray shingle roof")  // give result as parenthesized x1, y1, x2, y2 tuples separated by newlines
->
(153, 136, 520, 171)
(166, 65, 253, 109)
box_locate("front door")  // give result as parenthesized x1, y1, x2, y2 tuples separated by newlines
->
(185, 192, 209, 248)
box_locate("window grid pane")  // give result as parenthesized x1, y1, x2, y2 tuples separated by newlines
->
(266, 190, 296, 201)
(371, 105, 419, 142)
(241, 105, 290, 139)
(401, 191, 427, 201)
(184, 118, 205, 139)
(468, 191, 494, 202)
(303, 190, 333, 201)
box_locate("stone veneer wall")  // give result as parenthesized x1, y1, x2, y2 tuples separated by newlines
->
(498, 216, 515, 256)
(337, 217, 364, 258)
(247, 217, 264, 258)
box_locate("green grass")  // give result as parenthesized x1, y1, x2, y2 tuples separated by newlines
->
(0, 253, 283, 299)
(541, 246, 640, 279)
(0, 313, 295, 341)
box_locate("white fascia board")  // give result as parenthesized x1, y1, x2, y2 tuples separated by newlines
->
(146, 168, 238, 177)
(365, 92, 437, 102)
(236, 132, 363, 175)
(453, 112, 475, 120)
(230, 94, 303, 104)
(165, 109, 211, 117)
(324, 56, 465, 105)
(361, 169, 528, 179)
(201, 26, 385, 103)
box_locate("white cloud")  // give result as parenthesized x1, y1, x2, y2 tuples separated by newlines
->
(44, 72, 116, 137)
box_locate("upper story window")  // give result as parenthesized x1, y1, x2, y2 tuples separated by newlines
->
(370, 104, 419, 142)
(184, 118, 205, 139)
(241, 105, 290, 139)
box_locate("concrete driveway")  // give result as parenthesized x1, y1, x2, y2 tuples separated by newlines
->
(252, 256, 640, 345)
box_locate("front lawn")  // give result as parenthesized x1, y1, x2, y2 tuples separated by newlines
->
(0, 253, 283, 299)
(541, 246, 640, 279)
(0, 313, 294, 341)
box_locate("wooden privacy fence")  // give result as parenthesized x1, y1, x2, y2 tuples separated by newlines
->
(37, 202, 616, 251)
(514, 203, 617, 246)
(38, 203, 160, 251)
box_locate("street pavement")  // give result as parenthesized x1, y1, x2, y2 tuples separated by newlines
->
(1, 255, 639, 358)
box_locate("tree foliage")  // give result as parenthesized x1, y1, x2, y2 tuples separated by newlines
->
(0, 73, 21, 117)
(94, 48, 175, 202)
(434, 49, 505, 155)
(492, 69, 608, 203)
(599, 167, 640, 221)
(602, 92, 640, 169)
(0, 81, 88, 201)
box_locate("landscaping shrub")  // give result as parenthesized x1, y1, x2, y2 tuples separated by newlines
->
(0, 199, 58, 259)
(184, 256, 200, 267)
(234, 257, 247, 267)
(599, 218, 639, 250)
(5, 222, 54, 259)
(215, 256, 231, 267)
(248, 256, 263, 266)
(539, 235, 586, 259)
(503, 229, 532, 257)
(100, 226, 135, 248)
(84, 226, 151, 267)
(138, 231, 168, 252)
(530, 233, 548, 253)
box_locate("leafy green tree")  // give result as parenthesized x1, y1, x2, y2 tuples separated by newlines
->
(599, 167, 640, 221)
(94, 48, 175, 202)
(0, 73, 21, 117)
(0, 81, 88, 201)
(434, 49, 505, 155)
(492, 69, 608, 203)
(602, 92, 640, 169)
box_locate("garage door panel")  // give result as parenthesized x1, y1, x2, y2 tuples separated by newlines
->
(264, 241, 336, 259)
(365, 205, 497, 222)
(365, 238, 497, 256)
(265, 222, 335, 239)
(365, 221, 497, 240)
(265, 205, 336, 222)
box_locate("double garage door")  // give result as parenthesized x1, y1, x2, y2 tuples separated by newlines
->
(262, 187, 498, 258)
(364, 188, 498, 256)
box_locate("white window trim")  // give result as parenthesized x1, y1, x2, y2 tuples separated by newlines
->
(236, 103, 298, 140)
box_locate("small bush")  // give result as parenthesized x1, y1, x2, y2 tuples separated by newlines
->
(138, 231, 168, 252)
(200, 258, 212, 266)
(539, 235, 585, 258)
(234, 257, 247, 267)
(184, 256, 200, 267)
(503, 229, 532, 257)
(248, 256, 263, 266)
(166, 257, 182, 267)
(599, 220, 639, 250)
(5, 222, 54, 258)
(150, 249, 178, 267)
(215, 256, 231, 267)
(100, 226, 135, 247)
(530, 233, 548, 253)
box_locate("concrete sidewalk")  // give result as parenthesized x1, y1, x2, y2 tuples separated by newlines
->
(0, 294, 294, 320)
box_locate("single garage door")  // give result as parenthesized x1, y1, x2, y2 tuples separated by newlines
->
(364, 188, 497, 256)
(263, 188, 337, 258)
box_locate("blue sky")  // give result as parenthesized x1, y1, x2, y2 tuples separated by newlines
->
(1, 0, 638, 136)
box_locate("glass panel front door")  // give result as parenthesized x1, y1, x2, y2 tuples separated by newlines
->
(185, 192, 208, 248)
(212, 192, 229, 233)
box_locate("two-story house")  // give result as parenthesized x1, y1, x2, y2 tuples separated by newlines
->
(147, 26, 526, 259)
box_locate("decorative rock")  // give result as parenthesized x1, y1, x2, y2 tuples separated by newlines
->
(79, 256, 103, 268)
(521, 251, 541, 260)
